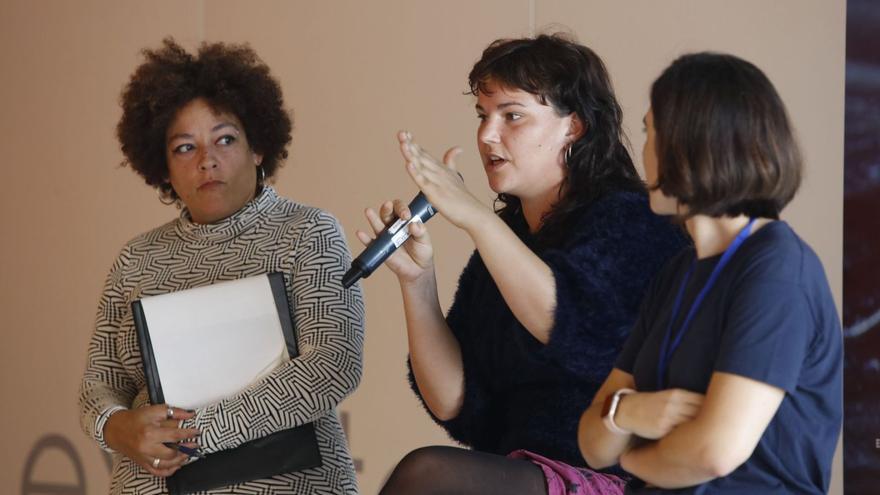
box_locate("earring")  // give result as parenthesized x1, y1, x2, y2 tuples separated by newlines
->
(158, 186, 176, 205)
(258, 166, 266, 184)
(564, 144, 573, 165)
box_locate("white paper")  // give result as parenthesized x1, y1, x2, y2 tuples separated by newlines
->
(139, 275, 290, 410)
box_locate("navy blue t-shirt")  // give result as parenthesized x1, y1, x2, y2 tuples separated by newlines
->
(615, 221, 842, 494)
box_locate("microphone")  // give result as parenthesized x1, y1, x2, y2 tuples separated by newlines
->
(342, 192, 437, 288)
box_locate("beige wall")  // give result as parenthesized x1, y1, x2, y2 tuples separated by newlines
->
(0, 1, 844, 494)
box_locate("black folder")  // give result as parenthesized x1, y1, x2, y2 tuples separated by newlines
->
(132, 272, 321, 494)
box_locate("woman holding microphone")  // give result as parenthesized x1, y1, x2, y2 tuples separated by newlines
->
(359, 34, 687, 494)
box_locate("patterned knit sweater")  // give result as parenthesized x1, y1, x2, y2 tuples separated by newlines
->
(410, 190, 689, 468)
(79, 187, 365, 494)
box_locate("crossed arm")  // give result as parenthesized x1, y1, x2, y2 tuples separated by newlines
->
(579, 368, 785, 489)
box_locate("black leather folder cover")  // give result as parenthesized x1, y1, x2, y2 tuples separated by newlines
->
(132, 272, 322, 494)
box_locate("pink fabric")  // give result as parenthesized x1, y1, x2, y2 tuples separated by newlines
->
(508, 450, 626, 495)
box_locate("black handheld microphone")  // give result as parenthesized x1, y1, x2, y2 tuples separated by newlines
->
(342, 192, 437, 288)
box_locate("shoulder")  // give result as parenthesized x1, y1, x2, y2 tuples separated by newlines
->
(119, 218, 180, 257)
(258, 197, 349, 254)
(265, 195, 342, 232)
(736, 221, 826, 287)
(584, 190, 648, 217)
(566, 190, 689, 255)
(579, 191, 681, 237)
(732, 221, 837, 327)
(94, 218, 181, 290)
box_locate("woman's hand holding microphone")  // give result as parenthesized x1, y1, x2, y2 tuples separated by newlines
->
(356, 130, 492, 285)
(356, 197, 435, 285)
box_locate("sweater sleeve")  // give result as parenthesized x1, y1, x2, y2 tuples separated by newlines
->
(79, 245, 140, 452)
(406, 252, 494, 448)
(538, 193, 687, 383)
(183, 211, 366, 454)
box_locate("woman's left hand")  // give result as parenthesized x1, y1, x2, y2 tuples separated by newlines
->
(399, 131, 490, 232)
(616, 388, 704, 440)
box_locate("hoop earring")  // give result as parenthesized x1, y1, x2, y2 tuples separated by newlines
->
(158, 187, 176, 206)
(258, 166, 266, 185)
(564, 144, 573, 165)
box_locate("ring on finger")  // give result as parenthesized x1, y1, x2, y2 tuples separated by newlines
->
(152, 457, 161, 469)
(166, 407, 174, 419)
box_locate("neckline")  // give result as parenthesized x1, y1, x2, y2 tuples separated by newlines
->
(691, 219, 782, 266)
(174, 186, 279, 243)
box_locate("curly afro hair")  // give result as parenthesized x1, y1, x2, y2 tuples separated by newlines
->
(117, 38, 292, 200)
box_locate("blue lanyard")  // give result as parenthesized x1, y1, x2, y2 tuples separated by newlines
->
(656, 218, 757, 389)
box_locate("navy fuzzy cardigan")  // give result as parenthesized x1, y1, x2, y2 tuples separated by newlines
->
(408, 190, 689, 467)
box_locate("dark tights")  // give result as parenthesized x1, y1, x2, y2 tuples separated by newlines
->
(379, 446, 548, 495)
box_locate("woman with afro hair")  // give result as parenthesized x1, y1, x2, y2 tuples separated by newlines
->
(78, 39, 365, 494)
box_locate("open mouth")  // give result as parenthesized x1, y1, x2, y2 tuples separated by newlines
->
(487, 154, 508, 168)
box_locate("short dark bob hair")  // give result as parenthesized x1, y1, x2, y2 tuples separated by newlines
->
(650, 52, 801, 219)
(469, 33, 643, 247)
(117, 38, 292, 200)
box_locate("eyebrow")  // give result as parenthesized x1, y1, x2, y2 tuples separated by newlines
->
(475, 101, 527, 112)
(167, 122, 241, 143)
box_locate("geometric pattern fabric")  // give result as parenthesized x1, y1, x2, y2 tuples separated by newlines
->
(79, 187, 365, 494)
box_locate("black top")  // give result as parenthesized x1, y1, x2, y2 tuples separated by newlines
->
(408, 191, 689, 467)
(616, 221, 842, 494)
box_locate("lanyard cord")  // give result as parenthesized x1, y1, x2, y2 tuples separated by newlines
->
(656, 218, 757, 389)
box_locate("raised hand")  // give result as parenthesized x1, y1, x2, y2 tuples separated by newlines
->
(399, 131, 491, 232)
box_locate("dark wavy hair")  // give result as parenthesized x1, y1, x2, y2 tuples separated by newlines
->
(468, 33, 643, 247)
(650, 52, 801, 219)
(117, 38, 292, 201)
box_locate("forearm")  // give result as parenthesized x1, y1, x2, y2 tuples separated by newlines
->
(187, 321, 364, 453)
(578, 403, 634, 468)
(81, 251, 140, 450)
(621, 373, 785, 488)
(80, 383, 131, 451)
(578, 394, 635, 469)
(79, 328, 138, 450)
(578, 370, 641, 468)
(401, 270, 465, 420)
(620, 420, 722, 489)
(465, 211, 555, 343)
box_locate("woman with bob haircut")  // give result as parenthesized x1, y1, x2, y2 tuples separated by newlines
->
(578, 52, 842, 494)
(78, 39, 365, 494)
(360, 34, 687, 494)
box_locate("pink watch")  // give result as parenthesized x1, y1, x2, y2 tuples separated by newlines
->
(601, 388, 635, 434)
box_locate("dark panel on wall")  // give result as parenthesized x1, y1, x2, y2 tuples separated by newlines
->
(843, 0, 880, 493)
